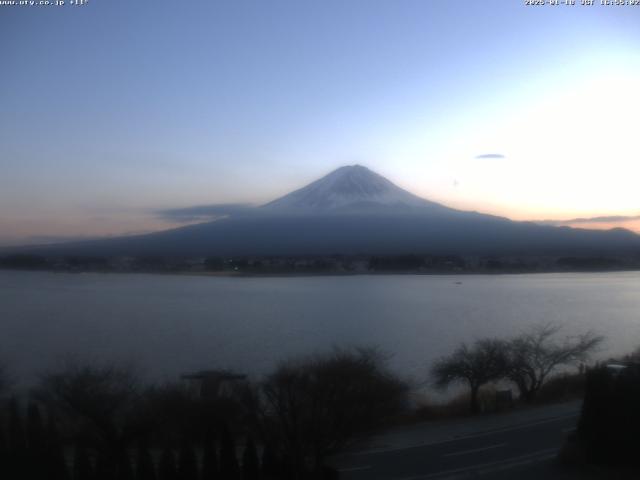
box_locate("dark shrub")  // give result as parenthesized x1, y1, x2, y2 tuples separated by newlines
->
(577, 364, 640, 466)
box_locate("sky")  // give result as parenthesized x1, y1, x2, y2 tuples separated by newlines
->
(1, 0, 639, 245)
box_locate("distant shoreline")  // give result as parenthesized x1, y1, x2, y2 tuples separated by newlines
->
(2, 251, 640, 277)
(2, 266, 640, 278)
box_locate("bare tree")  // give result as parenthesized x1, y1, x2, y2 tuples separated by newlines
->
(260, 347, 408, 478)
(35, 361, 142, 462)
(431, 339, 508, 414)
(505, 324, 603, 402)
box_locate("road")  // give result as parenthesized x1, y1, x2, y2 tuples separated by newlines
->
(333, 406, 580, 480)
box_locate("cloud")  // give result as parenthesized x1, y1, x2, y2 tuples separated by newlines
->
(570, 215, 640, 224)
(540, 214, 640, 226)
(26, 234, 103, 243)
(475, 153, 505, 159)
(157, 204, 255, 223)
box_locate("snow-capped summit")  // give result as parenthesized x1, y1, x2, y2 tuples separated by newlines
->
(262, 165, 445, 213)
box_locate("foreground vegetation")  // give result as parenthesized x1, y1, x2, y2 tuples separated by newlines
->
(430, 324, 603, 414)
(0, 325, 603, 479)
(560, 347, 640, 472)
(0, 348, 406, 480)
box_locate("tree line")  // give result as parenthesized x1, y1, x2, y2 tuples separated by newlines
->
(0, 348, 407, 480)
(0, 325, 602, 479)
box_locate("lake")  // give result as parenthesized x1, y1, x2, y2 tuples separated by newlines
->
(1, 270, 639, 388)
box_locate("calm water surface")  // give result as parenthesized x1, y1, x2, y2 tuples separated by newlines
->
(2, 270, 639, 385)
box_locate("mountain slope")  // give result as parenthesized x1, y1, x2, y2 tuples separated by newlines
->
(7, 165, 640, 257)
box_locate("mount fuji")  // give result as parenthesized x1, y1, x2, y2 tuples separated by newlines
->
(262, 165, 446, 213)
(10, 165, 640, 257)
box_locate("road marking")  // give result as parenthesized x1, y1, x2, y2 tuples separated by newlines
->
(442, 442, 507, 457)
(338, 465, 372, 472)
(395, 448, 558, 480)
(345, 413, 578, 456)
